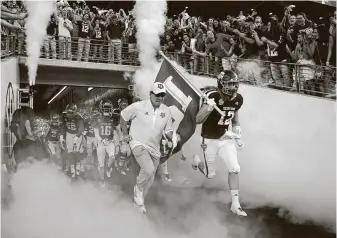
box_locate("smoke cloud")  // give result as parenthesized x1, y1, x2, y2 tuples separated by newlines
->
(132, 0, 167, 100)
(24, 0, 55, 86)
(2, 161, 271, 238)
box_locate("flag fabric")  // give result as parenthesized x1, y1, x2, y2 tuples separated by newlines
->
(155, 59, 201, 163)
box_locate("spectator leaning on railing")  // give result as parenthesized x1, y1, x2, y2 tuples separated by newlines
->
(76, 13, 93, 62)
(106, 9, 126, 64)
(44, 15, 57, 59)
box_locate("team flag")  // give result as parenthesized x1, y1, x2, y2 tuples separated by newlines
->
(155, 58, 201, 163)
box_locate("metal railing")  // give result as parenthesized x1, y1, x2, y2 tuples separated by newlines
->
(1, 34, 17, 59)
(2, 35, 336, 99)
(17, 36, 141, 66)
(164, 51, 336, 99)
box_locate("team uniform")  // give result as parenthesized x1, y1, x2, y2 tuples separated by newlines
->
(84, 116, 97, 167)
(194, 70, 247, 217)
(96, 115, 117, 170)
(200, 89, 243, 177)
(63, 104, 85, 177)
(94, 100, 118, 187)
(46, 114, 64, 168)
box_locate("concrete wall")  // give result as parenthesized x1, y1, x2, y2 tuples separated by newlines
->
(1, 57, 20, 164)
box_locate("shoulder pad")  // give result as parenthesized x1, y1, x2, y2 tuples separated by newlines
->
(204, 89, 218, 99)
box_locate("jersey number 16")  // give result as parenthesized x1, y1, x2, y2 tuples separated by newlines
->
(100, 125, 111, 136)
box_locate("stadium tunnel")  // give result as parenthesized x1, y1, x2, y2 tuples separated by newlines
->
(18, 58, 137, 114)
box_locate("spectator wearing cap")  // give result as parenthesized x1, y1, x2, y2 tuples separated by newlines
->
(57, 8, 73, 60)
(120, 82, 174, 213)
(76, 13, 92, 62)
(106, 13, 124, 64)
(43, 15, 57, 59)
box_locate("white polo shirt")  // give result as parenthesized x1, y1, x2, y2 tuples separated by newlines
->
(121, 100, 173, 157)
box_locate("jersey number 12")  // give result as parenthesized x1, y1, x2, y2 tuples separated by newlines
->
(218, 111, 234, 126)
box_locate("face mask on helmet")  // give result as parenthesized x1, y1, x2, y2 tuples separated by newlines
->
(50, 115, 60, 126)
(217, 71, 239, 97)
(100, 101, 113, 116)
(118, 98, 128, 110)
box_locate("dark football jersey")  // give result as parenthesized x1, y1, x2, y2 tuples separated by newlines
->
(46, 124, 62, 142)
(63, 113, 83, 135)
(201, 90, 243, 139)
(85, 119, 95, 138)
(97, 116, 115, 140)
(78, 21, 91, 38)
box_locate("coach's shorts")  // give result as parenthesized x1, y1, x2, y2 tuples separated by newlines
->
(96, 140, 115, 167)
(202, 138, 240, 173)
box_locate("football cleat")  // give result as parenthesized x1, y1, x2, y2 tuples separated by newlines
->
(163, 173, 172, 182)
(106, 167, 112, 178)
(231, 203, 247, 217)
(134, 185, 144, 205)
(192, 155, 202, 170)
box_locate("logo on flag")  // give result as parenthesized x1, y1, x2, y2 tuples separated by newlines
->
(155, 59, 201, 163)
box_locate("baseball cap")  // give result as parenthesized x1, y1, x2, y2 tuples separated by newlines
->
(151, 82, 166, 95)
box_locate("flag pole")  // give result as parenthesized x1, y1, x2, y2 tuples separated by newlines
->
(158, 52, 243, 145)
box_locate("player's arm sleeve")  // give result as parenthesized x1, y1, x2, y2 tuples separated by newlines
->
(196, 91, 216, 124)
(235, 94, 244, 112)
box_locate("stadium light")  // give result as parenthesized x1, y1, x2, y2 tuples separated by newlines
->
(48, 86, 67, 104)
(88, 87, 93, 91)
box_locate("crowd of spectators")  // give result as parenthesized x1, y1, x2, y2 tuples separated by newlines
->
(1, 0, 336, 97)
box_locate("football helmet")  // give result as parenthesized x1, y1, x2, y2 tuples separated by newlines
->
(99, 99, 113, 117)
(50, 112, 61, 126)
(118, 98, 128, 110)
(217, 70, 239, 97)
(65, 103, 77, 118)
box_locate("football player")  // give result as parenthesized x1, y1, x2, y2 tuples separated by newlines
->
(84, 106, 100, 170)
(194, 70, 247, 217)
(94, 99, 118, 187)
(46, 112, 65, 170)
(63, 103, 85, 177)
(114, 98, 132, 175)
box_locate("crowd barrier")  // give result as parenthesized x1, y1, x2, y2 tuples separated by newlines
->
(1, 36, 335, 99)
(1, 35, 16, 59)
